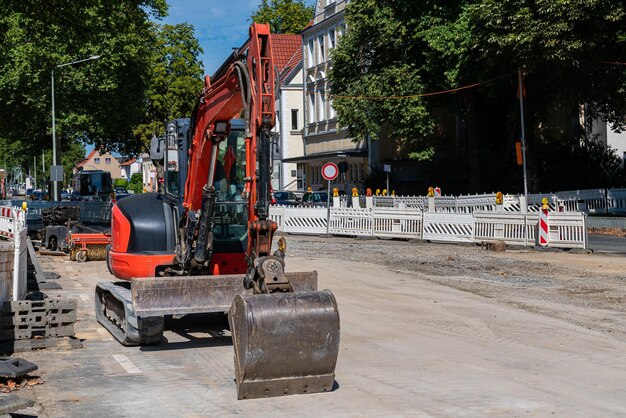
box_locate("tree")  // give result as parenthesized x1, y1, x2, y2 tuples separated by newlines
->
(251, 0, 314, 34)
(329, 1, 626, 193)
(132, 23, 204, 150)
(0, 0, 167, 159)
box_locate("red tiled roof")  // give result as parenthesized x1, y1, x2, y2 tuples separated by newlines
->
(271, 34, 302, 73)
(119, 158, 136, 167)
(76, 149, 97, 168)
(280, 47, 303, 83)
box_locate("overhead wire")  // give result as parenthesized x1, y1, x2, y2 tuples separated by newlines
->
(312, 71, 518, 101)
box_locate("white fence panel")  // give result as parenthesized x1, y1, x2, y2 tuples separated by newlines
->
(0, 242, 13, 306)
(282, 207, 327, 235)
(607, 188, 626, 214)
(526, 194, 557, 212)
(12, 227, 27, 300)
(474, 212, 532, 246)
(0, 206, 16, 239)
(0, 206, 26, 240)
(555, 189, 606, 214)
(329, 208, 373, 237)
(545, 212, 587, 249)
(455, 194, 498, 213)
(423, 212, 474, 243)
(433, 196, 458, 213)
(373, 208, 422, 239)
(269, 205, 285, 229)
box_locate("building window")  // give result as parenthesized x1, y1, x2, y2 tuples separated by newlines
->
(105, 158, 111, 164)
(329, 29, 336, 50)
(329, 98, 336, 120)
(94, 158, 100, 164)
(297, 164, 305, 189)
(291, 109, 299, 130)
(318, 86, 326, 122)
(317, 34, 325, 64)
(308, 88, 316, 123)
(307, 39, 314, 68)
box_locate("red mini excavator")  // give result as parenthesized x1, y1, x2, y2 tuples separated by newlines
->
(95, 23, 340, 400)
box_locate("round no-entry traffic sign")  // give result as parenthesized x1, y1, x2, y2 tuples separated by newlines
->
(321, 163, 339, 181)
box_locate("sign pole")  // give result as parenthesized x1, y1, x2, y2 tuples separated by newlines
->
(326, 179, 331, 235)
(321, 162, 339, 235)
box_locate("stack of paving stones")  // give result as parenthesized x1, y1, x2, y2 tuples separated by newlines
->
(0, 298, 81, 353)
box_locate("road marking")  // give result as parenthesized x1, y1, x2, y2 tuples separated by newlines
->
(112, 354, 141, 374)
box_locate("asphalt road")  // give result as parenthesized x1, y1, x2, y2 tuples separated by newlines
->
(588, 233, 626, 253)
(10, 240, 626, 417)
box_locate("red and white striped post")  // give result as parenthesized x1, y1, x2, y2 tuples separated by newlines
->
(539, 198, 549, 247)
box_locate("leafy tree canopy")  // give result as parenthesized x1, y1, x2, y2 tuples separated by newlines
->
(132, 22, 204, 151)
(251, 0, 314, 34)
(329, 0, 626, 192)
(0, 1, 204, 178)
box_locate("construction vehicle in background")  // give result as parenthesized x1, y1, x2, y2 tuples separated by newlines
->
(95, 23, 340, 400)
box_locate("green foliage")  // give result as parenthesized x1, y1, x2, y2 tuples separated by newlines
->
(133, 23, 204, 151)
(129, 173, 143, 194)
(0, 1, 204, 183)
(60, 140, 86, 186)
(329, 0, 626, 192)
(114, 178, 129, 188)
(251, 0, 314, 34)
(0, 0, 168, 156)
(536, 134, 625, 191)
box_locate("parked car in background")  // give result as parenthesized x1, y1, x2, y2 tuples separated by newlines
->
(272, 190, 300, 206)
(301, 191, 329, 207)
(30, 190, 45, 200)
(61, 190, 70, 201)
(114, 187, 131, 201)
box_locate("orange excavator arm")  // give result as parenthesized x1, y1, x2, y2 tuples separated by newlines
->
(177, 23, 280, 292)
(184, 22, 274, 221)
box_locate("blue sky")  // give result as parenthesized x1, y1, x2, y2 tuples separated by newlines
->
(161, 0, 316, 75)
(86, 0, 314, 157)
(161, 0, 261, 75)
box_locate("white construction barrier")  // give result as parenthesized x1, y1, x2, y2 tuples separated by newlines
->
(270, 205, 587, 249)
(422, 212, 474, 244)
(607, 188, 626, 214)
(12, 227, 27, 300)
(474, 212, 531, 246)
(329, 208, 372, 237)
(281, 207, 327, 235)
(555, 189, 606, 214)
(0, 206, 19, 239)
(0, 242, 13, 306)
(372, 208, 422, 239)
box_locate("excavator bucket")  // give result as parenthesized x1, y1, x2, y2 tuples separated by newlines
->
(228, 290, 340, 400)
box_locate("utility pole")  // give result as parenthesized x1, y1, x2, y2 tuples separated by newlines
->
(518, 69, 529, 246)
(518, 69, 529, 205)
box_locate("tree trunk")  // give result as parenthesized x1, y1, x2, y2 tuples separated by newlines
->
(463, 92, 482, 192)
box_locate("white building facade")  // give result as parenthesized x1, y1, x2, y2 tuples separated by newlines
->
(274, 49, 306, 191)
(287, 0, 368, 193)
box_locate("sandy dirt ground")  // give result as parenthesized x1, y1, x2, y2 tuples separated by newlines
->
(8, 236, 626, 417)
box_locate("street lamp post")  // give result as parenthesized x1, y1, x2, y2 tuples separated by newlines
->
(51, 55, 101, 201)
